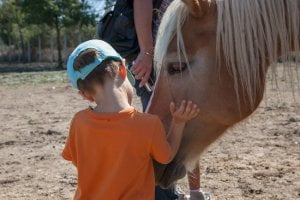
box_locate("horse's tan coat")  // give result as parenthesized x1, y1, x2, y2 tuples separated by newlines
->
(148, 0, 300, 187)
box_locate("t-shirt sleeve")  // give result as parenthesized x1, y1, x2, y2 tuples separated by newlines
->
(149, 117, 172, 164)
(61, 117, 76, 164)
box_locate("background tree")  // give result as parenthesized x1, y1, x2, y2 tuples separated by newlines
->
(0, 0, 26, 60)
(19, 0, 97, 68)
(103, 0, 116, 14)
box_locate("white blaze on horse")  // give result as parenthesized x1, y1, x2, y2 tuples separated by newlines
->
(147, 0, 300, 187)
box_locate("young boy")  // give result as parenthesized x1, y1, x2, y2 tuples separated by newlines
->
(62, 39, 200, 200)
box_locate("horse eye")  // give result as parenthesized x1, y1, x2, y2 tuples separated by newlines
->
(167, 62, 188, 75)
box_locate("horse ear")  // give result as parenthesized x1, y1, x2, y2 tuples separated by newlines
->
(182, 0, 207, 18)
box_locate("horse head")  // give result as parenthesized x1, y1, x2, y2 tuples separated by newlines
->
(147, 0, 300, 188)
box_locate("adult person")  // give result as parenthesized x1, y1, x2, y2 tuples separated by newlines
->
(130, 0, 155, 110)
(188, 164, 205, 200)
(131, 1, 208, 200)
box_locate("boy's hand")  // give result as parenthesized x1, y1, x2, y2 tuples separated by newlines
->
(170, 100, 200, 124)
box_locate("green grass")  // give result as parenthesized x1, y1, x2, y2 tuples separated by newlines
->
(0, 71, 68, 86)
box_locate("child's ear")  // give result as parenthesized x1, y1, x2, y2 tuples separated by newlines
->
(119, 60, 127, 80)
(78, 91, 94, 102)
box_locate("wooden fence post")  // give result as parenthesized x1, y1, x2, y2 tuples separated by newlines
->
(18, 42, 21, 63)
(38, 36, 42, 63)
(8, 37, 12, 63)
(64, 32, 68, 61)
(0, 38, 3, 63)
(27, 40, 31, 63)
(50, 35, 54, 63)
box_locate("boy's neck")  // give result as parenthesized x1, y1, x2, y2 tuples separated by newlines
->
(93, 83, 131, 114)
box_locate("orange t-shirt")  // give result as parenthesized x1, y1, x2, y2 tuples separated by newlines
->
(62, 107, 172, 200)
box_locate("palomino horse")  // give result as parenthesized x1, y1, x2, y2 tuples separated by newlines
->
(147, 0, 300, 187)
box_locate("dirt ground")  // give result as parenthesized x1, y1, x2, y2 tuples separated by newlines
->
(0, 65, 299, 200)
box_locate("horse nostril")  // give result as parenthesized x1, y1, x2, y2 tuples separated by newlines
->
(167, 62, 188, 75)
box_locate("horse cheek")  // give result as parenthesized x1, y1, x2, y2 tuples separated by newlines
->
(147, 74, 173, 126)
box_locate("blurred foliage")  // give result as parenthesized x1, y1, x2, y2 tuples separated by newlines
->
(0, 0, 99, 67)
(19, 0, 97, 27)
(104, 0, 116, 14)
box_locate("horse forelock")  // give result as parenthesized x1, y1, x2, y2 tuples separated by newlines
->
(154, 0, 300, 109)
(154, 0, 188, 77)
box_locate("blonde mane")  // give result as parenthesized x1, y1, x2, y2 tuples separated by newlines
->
(154, 0, 188, 76)
(154, 0, 300, 108)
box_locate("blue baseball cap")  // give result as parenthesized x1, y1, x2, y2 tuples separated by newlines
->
(67, 39, 135, 89)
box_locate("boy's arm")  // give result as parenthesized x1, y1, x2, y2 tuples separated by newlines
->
(150, 101, 199, 164)
(165, 101, 199, 162)
(165, 120, 186, 162)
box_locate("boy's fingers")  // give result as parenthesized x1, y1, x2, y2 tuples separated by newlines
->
(170, 102, 175, 114)
(190, 108, 200, 117)
(184, 101, 193, 114)
(187, 104, 199, 117)
(191, 104, 198, 113)
(177, 100, 186, 114)
(194, 108, 201, 117)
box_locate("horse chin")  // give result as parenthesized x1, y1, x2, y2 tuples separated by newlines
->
(154, 160, 187, 188)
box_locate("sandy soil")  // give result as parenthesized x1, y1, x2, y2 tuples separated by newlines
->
(0, 67, 299, 200)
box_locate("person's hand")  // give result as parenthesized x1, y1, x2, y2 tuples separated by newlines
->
(130, 51, 153, 87)
(170, 100, 200, 124)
